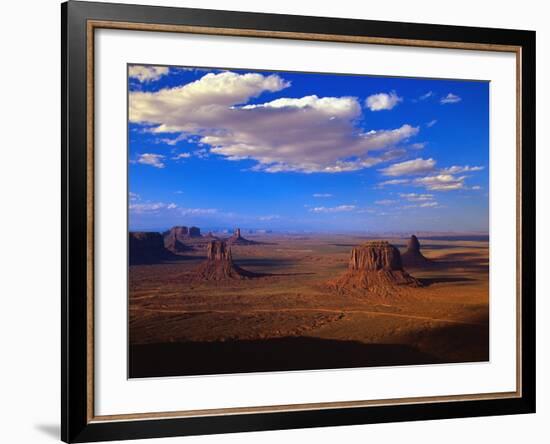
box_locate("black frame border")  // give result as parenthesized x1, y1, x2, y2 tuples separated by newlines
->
(62, 1, 536, 442)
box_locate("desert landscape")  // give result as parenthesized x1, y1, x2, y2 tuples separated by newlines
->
(127, 64, 489, 378)
(128, 227, 489, 378)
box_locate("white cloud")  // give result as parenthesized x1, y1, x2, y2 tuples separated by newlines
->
(129, 201, 177, 213)
(179, 208, 217, 215)
(129, 192, 140, 201)
(409, 142, 426, 150)
(471, 185, 482, 190)
(172, 152, 191, 160)
(130, 71, 290, 128)
(193, 148, 210, 159)
(419, 91, 434, 101)
(258, 215, 280, 221)
(129, 65, 170, 82)
(426, 119, 438, 128)
(159, 133, 189, 146)
(365, 92, 402, 111)
(441, 165, 484, 174)
(419, 201, 440, 208)
(313, 193, 333, 198)
(136, 153, 165, 168)
(131, 72, 419, 174)
(414, 174, 466, 191)
(375, 199, 397, 206)
(440, 93, 462, 104)
(377, 178, 410, 187)
(311, 205, 356, 213)
(399, 193, 434, 202)
(379, 158, 436, 176)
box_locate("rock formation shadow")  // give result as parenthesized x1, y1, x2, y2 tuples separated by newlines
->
(129, 337, 442, 378)
(418, 276, 477, 286)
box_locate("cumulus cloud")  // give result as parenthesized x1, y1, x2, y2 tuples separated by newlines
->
(379, 158, 436, 177)
(130, 71, 290, 128)
(379, 162, 483, 192)
(365, 91, 403, 111)
(129, 65, 170, 82)
(426, 119, 438, 128)
(130, 72, 420, 173)
(136, 153, 165, 168)
(440, 93, 462, 104)
(414, 174, 466, 191)
(311, 205, 356, 213)
(313, 193, 333, 198)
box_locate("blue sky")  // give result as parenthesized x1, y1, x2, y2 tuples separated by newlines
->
(128, 64, 489, 233)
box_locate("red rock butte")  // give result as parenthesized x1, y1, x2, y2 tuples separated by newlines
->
(194, 240, 257, 280)
(331, 241, 420, 293)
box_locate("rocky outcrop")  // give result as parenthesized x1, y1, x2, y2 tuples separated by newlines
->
(164, 226, 191, 253)
(330, 241, 420, 293)
(194, 240, 257, 280)
(188, 226, 202, 238)
(401, 235, 431, 268)
(163, 226, 205, 252)
(227, 228, 257, 246)
(129, 232, 172, 265)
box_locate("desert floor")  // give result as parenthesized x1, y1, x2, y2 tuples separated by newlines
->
(129, 235, 489, 378)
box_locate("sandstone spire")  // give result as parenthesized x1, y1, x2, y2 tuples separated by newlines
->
(227, 227, 257, 245)
(194, 240, 256, 280)
(401, 235, 431, 268)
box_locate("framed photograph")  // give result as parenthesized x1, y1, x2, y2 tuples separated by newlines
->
(62, 1, 536, 442)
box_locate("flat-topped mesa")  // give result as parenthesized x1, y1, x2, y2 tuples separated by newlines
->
(349, 241, 403, 271)
(401, 235, 431, 268)
(195, 240, 257, 280)
(129, 232, 172, 265)
(330, 241, 420, 293)
(227, 227, 257, 246)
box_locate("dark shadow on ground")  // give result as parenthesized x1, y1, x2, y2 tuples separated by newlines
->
(418, 276, 477, 286)
(425, 252, 489, 272)
(130, 255, 200, 266)
(129, 336, 443, 378)
(421, 235, 489, 242)
(234, 258, 298, 268)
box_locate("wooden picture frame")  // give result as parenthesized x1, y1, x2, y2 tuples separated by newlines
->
(62, 1, 536, 442)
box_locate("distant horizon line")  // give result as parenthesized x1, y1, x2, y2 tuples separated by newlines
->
(128, 226, 489, 236)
